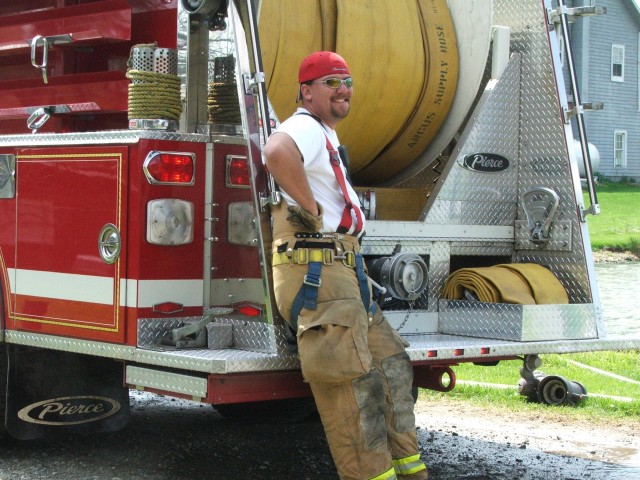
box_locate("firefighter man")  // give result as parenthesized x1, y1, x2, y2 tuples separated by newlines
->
(264, 51, 428, 480)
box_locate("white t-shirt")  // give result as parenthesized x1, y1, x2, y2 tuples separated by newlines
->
(275, 108, 365, 234)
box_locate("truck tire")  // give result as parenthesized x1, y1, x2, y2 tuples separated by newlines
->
(213, 397, 318, 424)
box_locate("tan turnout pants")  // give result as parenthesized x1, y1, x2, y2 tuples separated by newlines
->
(271, 202, 427, 480)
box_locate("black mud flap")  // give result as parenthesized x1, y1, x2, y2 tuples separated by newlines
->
(5, 345, 130, 440)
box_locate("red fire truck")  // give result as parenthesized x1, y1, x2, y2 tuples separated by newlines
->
(0, 0, 636, 439)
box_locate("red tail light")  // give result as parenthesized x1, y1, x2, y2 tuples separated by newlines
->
(144, 151, 195, 185)
(226, 155, 250, 188)
(237, 305, 262, 316)
(153, 302, 184, 314)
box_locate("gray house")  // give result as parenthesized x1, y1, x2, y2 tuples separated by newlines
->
(566, 0, 640, 182)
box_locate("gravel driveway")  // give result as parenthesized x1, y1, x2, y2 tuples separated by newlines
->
(0, 391, 638, 479)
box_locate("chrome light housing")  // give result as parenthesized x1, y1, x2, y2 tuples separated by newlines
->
(147, 199, 194, 245)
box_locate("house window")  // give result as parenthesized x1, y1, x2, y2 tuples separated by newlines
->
(614, 130, 627, 168)
(611, 44, 625, 82)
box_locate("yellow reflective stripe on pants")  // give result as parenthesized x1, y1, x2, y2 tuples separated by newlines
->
(393, 454, 427, 476)
(369, 466, 397, 480)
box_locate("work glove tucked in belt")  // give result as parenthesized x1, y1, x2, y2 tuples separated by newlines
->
(287, 202, 324, 232)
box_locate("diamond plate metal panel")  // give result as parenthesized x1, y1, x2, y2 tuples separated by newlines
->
(497, 0, 592, 304)
(138, 316, 278, 354)
(423, 55, 522, 227)
(449, 243, 512, 256)
(408, 0, 595, 308)
(0, 130, 209, 147)
(439, 300, 597, 342)
(131, 347, 300, 374)
(137, 318, 184, 347)
(126, 366, 208, 398)
(426, 200, 518, 227)
(361, 241, 432, 257)
(206, 323, 233, 349)
(404, 334, 640, 362)
(6, 328, 640, 374)
(215, 318, 277, 354)
(428, 242, 451, 313)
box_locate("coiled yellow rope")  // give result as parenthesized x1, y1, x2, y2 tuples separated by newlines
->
(208, 82, 241, 124)
(126, 44, 182, 121)
(208, 55, 241, 125)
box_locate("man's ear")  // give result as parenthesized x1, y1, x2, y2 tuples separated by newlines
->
(299, 83, 312, 102)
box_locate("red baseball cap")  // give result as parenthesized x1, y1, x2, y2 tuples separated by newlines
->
(298, 51, 350, 83)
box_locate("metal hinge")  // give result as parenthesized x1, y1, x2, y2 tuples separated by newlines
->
(547, 5, 606, 25)
(242, 72, 266, 95)
(562, 102, 604, 123)
(579, 203, 601, 222)
(260, 190, 282, 210)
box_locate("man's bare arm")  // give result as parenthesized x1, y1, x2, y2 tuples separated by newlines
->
(263, 132, 319, 216)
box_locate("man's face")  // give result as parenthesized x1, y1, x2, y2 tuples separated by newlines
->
(303, 74, 353, 126)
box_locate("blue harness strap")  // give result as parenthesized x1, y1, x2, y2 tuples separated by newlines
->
(289, 254, 377, 330)
(290, 261, 322, 330)
(354, 253, 370, 314)
(355, 253, 377, 314)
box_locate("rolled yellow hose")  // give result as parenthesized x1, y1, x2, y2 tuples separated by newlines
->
(335, 0, 425, 173)
(258, 0, 459, 184)
(355, 0, 458, 183)
(319, 0, 337, 52)
(257, 0, 280, 88)
(260, 0, 323, 121)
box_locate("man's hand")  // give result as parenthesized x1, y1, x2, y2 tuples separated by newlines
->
(287, 203, 324, 232)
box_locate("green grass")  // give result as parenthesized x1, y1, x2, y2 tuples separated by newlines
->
(419, 350, 640, 422)
(584, 181, 640, 254)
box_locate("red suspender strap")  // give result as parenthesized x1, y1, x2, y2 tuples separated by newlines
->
(323, 135, 363, 236)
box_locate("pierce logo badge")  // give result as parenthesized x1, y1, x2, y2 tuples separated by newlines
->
(458, 153, 510, 173)
(18, 396, 121, 426)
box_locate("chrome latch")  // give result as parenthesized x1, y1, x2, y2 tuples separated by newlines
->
(98, 223, 122, 264)
(522, 187, 559, 244)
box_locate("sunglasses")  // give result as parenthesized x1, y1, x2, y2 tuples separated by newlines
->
(313, 77, 353, 89)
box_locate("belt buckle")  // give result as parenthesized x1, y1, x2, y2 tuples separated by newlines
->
(295, 248, 309, 264)
(342, 251, 356, 268)
(322, 233, 344, 241)
(303, 274, 322, 287)
(323, 248, 334, 265)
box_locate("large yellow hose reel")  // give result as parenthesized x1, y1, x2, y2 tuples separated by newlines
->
(258, 0, 459, 185)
